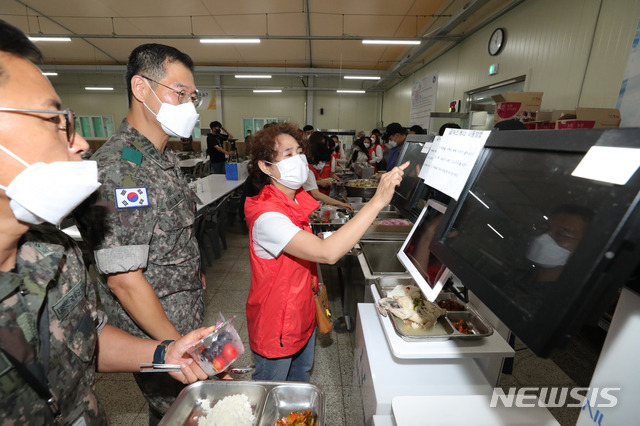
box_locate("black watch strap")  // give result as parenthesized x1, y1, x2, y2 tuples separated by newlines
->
(152, 340, 174, 365)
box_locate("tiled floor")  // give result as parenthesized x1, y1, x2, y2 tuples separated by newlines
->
(95, 219, 599, 425)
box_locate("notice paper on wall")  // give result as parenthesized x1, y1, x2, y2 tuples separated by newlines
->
(419, 129, 490, 200)
(572, 146, 640, 185)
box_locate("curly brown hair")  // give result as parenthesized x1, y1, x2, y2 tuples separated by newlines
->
(247, 122, 307, 193)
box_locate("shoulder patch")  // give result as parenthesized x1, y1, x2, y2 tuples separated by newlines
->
(121, 146, 143, 165)
(114, 187, 150, 209)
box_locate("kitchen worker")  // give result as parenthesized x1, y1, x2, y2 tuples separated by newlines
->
(244, 122, 408, 381)
(76, 43, 209, 424)
(0, 20, 214, 425)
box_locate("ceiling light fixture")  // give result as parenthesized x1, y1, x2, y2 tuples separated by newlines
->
(362, 40, 421, 45)
(200, 38, 260, 44)
(253, 89, 282, 93)
(235, 75, 272, 79)
(337, 90, 366, 94)
(29, 37, 72, 42)
(85, 87, 114, 91)
(42, 72, 58, 76)
(344, 76, 381, 80)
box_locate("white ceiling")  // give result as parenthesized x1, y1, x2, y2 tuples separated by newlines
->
(2, 0, 520, 90)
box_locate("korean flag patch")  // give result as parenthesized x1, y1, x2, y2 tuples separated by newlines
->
(115, 187, 150, 209)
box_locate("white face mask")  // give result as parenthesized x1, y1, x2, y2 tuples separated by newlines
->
(364, 143, 371, 148)
(0, 145, 101, 225)
(143, 79, 199, 138)
(266, 154, 309, 190)
(313, 161, 326, 170)
(388, 141, 397, 148)
(526, 233, 572, 268)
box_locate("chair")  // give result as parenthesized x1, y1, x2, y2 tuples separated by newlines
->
(192, 162, 204, 180)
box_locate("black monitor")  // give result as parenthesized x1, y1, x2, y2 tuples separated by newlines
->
(391, 134, 434, 221)
(430, 128, 640, 356)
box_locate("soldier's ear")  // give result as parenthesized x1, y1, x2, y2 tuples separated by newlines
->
(131, 75, 148, 104)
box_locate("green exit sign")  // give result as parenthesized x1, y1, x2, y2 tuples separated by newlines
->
(489, 64, 499, 75)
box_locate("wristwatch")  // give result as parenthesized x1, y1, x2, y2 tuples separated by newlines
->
(152, 340, 174, 365)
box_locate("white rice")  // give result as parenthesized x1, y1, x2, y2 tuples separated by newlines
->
(197, 394, 256, 426)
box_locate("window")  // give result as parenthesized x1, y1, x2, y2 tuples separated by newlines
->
(75, 115, 115, 139)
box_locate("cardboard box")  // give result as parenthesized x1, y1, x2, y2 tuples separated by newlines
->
(225, 160, 249, 180)
(492, 92, 544, 125)
(555, 108, 621, 129)
(533, 110, 575, 130)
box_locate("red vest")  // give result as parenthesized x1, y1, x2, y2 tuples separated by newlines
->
(309, 164, 331, 195)
(244, 184, 320, 358)
(368, 144, 382, 172)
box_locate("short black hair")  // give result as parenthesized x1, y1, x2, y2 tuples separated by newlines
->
(303, 125, 314, 132)
(0, 20, 43, 63)
(385, 122, 406, 136)
(210, 121, 221, 129)
(125, 43, 194, 106)
(438, 122, 461, 136)
(409, 124, 425, 134)
(494, 119, 528, 131)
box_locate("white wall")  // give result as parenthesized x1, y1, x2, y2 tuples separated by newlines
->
(383, 0, 640, 127)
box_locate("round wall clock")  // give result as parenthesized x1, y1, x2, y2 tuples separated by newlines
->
(488, 28, 505, 56)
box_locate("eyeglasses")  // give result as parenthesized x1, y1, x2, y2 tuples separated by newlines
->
(141, 75, 202, 106)
(0, 107, 75, 143)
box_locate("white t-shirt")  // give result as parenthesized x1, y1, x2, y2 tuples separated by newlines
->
(302, 172, 318, 191)
(252, 212, 302, 259)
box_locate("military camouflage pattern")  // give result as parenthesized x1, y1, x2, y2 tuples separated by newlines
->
(0, 225, 107, 425)
(77, 119, 204, 418)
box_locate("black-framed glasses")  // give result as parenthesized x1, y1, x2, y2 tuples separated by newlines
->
(0, 107, 75, 143)
(140, 75, 202, 106)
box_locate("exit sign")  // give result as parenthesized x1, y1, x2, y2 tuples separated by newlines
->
(489, 63, 499, 75)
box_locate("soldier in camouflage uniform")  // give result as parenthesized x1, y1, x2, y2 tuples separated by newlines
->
(0, 21, 213, 425)
(76, 43, 206, 423)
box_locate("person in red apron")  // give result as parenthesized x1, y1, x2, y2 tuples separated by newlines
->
(368, 134, 385, 173)
(308, 132, 333, 196)
(244, 122, 408, 381)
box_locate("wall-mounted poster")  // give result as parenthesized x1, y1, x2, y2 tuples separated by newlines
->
(617, 17, 640, 127)
(410, 73, 438, 131)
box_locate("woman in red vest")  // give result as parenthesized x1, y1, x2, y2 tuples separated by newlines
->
(244, 122, 408, 381)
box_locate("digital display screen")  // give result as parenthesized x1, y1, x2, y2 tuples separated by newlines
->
(431, 128, 640, 355)
(403, 205, 445, 288)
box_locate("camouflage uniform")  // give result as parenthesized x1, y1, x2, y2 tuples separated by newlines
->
(78, 119, 204, 420)
(0, 225, 107, 425)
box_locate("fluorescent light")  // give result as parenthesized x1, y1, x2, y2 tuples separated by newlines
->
(344, 76, 380, 80)
(85, 87, 114, 91)
(235, 75, 272, 79)
(200, 38, 260, 44)
(29, 37, 71, 42)
(337, 90, 365, 94)
(362, 40, 421, 45)
(253, 89, 281, 93)
(42, 72, 58, 76)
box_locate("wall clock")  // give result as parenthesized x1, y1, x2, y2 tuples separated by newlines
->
(488, 28, 505, 56)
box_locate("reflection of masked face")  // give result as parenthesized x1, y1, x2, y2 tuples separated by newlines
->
(526, 233, 572, 267)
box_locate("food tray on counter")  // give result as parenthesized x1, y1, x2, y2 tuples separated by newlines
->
(375, 277, 494, 342)
(159, 380, 325, 426)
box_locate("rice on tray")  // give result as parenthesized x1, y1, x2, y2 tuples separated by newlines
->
(197, 394, 256, 426)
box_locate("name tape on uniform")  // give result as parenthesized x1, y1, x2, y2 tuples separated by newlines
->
(115, 187, 150, 209)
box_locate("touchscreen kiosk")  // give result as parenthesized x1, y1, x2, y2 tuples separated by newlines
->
(397, 199, 448, 301)
(430, 128, 640, 356)
(391, 134, 433, 221)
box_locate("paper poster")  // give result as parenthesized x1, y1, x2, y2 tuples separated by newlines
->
(419, 136, 440, 180)
(409, 73, 438, 130)
(572, 146, 640, 185)
(198, 89, 218, 111)
(617, 16, 640, 127)
(421, 129, 490, 200)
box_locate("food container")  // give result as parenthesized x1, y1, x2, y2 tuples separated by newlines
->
(187, 316, 244, 376)
(374, 279, 494, 342)
(344, 179, 378, 199)
(159, 380, 325, 426)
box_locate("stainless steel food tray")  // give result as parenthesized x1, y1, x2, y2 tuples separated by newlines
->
(375, 277, 494, 342)
(159, 380, 325, 426)
(359, 240, 407, 274)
